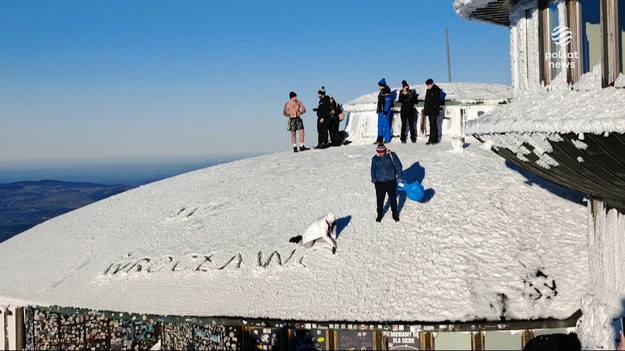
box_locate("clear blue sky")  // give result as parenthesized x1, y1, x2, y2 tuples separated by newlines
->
(0, 0, 510, 165)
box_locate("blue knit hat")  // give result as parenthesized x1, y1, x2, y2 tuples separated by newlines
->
(378, 78, 386, 87)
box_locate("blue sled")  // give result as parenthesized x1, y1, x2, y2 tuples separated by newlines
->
(397, 180, 425, 202)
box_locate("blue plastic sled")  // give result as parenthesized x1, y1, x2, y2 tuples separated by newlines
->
(397, 180, 425, 202)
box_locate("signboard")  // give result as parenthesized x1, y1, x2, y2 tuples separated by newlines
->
(385, 331, 421, 350)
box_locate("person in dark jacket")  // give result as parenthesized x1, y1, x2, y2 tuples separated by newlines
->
(376, 78, 394, 143)
(423, 78, 441, 145)
(328, 96, 342, 146)
(371, 142, 403, 222)
(314, 86, 332, 149)
(398, 80, 418, 143)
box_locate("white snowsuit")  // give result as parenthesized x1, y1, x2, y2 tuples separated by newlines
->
(301, 213, 337, 249)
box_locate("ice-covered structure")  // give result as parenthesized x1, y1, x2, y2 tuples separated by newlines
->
(455, 0, 625, 348)
(342, 82, 511, 150)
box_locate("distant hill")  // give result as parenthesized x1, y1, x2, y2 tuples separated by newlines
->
(0, 180, 134, 242)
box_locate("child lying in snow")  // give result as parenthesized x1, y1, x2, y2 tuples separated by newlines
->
(289, 213, 337, 249)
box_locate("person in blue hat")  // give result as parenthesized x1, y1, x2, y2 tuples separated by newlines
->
(371, 142, 403, 222)
(376, 78, 395, 143)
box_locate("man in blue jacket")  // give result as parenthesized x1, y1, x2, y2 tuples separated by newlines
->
(371, 143, 403, 222)
(376, 78, 395, 143)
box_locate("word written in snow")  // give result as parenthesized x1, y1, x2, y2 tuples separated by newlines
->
(102, 249, 315, 276)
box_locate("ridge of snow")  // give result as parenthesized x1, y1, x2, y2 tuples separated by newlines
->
(0, 141, 587, 322)
(467, 87, 625, 135)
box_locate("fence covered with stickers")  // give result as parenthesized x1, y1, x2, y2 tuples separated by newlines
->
(0, 306, 579, 350)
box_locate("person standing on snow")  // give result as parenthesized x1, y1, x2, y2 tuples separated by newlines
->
(314, 86, 332, 149)
(398, 80, 418, 143)
(376, 78, 394, 143)
(328, 96, 343, 147)
(424, 78, 441, 145)
(283, 91, 310, 153)
(371, 143, 403, 222)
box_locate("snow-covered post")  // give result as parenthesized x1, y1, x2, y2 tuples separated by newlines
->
(0, 306, 23, 351)
(576, 199, 625, 349)
(449, 107, 466, 153)
(0, 307, 5, 351)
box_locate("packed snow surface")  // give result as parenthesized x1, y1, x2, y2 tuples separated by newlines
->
(0, 140, 587, 322)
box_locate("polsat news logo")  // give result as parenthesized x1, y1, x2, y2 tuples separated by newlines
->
(551, 25, 573, 46)
(546, 25, 577, 69)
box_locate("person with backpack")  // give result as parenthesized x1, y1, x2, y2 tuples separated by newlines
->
(283, 91, 310, 153)
(376, 78, 395, 144)
(424, 78, 442, 145)
(371, 142, 403, 222)
(313, 86, 332, 149)
(398, 80, 418, 143)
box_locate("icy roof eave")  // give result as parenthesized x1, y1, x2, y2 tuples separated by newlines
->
(466, 87, 625, 135)
(453, 0, 513, 26)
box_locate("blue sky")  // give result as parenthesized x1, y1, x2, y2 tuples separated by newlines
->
(0, 0, 510, 165)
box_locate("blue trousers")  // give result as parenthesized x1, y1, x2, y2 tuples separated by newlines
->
(377, 112, 391, 143)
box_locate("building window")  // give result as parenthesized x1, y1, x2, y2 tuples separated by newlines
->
(539, 0, 565, 84)
(578, 0, 602, 74)
(548, 0, 562, 81)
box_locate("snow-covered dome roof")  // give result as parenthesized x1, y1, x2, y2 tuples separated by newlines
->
(0, 142, 587, 322)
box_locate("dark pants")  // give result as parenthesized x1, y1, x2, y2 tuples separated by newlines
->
(317, 118, 329, 147)
(375, 180, 398, 216)
(400, 111, 417, 142)
(427, 113, 439, 143)
(328, 116, 341, 146)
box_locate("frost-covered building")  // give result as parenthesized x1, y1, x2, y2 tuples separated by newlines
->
(342, 83, 511, 148)
(455, 0, 625, 349)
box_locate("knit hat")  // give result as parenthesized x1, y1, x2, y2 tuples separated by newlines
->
(378, 78, 387, 87)
(318, 86, 326, 95)
(425, 78, 434, 85)
(289, 91, 297, 99)
(402, 80, 409, 88)
(376, 142, 387, 154)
